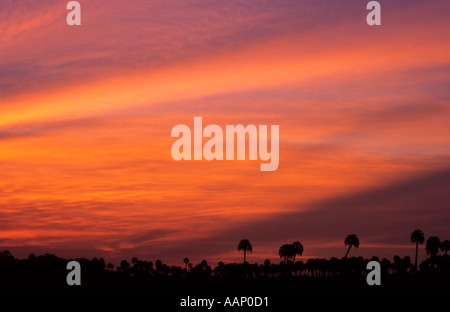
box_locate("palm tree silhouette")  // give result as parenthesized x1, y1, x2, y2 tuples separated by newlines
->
(119, 260, 130, 274)
(237, 239, 252, 263)
(183, 257, 189, 270)
(155, 259, 163, 272)
(410, 229, 424, 271)
(279, 242, 304, 264)
(426, 236, 441, 260)
(344, 234, 359, 258)
(279, 244, 291, 264)
(441, 240, 450, 256)
(292, 241, 304, 263)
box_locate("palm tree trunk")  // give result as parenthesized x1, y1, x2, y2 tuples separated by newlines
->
(345, 245, 352, 258)
(415, 242, 418, 271)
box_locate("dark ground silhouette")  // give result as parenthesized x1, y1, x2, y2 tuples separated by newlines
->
(0, 250, 448, 292)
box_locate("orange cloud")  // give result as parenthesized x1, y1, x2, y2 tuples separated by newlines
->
(1, 0, 449, 265)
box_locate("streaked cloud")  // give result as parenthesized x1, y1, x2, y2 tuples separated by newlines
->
(0, 0, 449, 264)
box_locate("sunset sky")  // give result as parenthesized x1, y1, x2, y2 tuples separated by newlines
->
(1, 0, 449, 266)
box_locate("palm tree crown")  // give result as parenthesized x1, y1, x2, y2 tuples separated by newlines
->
(426, 236, 442, 259)
(411, 229, 424, 244)
(278, 241, 304, 264)
(279, 244, 292, 264)
(292, 241, 304, 263)
(344, 234, 359, 258)
(237, 239, 253, 263)
(183, 257, 189, 269)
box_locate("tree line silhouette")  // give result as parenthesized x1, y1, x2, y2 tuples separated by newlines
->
(0, 230, 448, 291)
